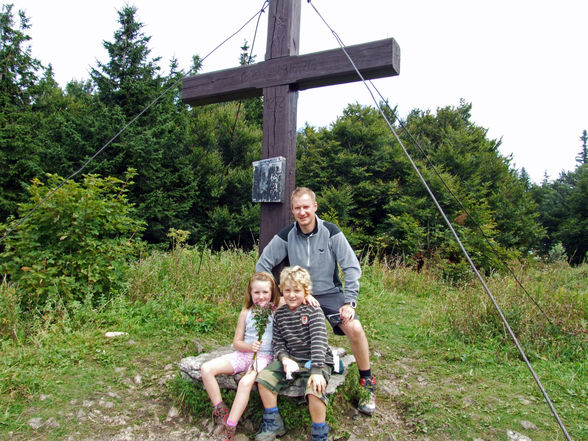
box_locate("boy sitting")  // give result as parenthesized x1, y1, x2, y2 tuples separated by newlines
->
(255, 266, 334, 441)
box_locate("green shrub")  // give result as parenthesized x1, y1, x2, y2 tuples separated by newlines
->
(0, 170, 145, 313)
(0, 277, 20, 340)
(169, 375, 212, 417)
(546, 242, 567, 263)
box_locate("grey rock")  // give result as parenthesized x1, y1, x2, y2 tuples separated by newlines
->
(27, 418, 44, 430)
(105, 331, 128, 338)
(345, 407, 360, 419)
(44, 417, 60, 428)
(192, 340, 204, 354)
(462, 396, 475, 407)
(416, 375, 428, 385)
(520, 420, 538, 430)
(178, 346, 355, 397)
(133, 374, 143, 385)
(379, 381, 401, 397)
(166, 406, 179, 420)
(99, 399, 115, 409)
(507, 430, 532, 441)
(39, 394, 52, 401)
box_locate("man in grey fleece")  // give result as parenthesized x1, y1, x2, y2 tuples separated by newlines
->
(256, 187, 376, 415)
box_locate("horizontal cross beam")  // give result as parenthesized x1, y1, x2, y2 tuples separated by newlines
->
(182, 38, 400, 106)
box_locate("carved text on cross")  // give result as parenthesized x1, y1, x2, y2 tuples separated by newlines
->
(182, 0, 400, 251)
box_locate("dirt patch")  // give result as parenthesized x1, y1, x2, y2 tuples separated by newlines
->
(63, 360, 412, 441)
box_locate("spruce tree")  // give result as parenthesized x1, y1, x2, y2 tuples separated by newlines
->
(0, 5, 44, 221)
(576, 130, 587, 166)
(90, 5, 161, 117)
(297, 102, 545, 270)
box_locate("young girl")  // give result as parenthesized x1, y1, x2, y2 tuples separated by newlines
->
(200, 272, 281, 441)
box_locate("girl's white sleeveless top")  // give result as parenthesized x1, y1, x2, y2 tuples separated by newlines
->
(243, 308, 274, 354)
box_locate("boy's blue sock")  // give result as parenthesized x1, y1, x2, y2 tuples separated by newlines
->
(312, 422, 326, 429)
(264, 406, 279, 414)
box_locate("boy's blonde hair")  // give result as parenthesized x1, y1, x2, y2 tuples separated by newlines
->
(245, 272, 281, 308)
(279, 266, 312, 295)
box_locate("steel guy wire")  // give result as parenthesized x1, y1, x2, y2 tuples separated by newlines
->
(0, 0, 270, 244)
(370, 85, 556, 328)
(306, 1, 572, 439)
(229, 0, 267, 143)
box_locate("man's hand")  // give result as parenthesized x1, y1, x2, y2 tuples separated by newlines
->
(302, 294, 320, 308)
(339, 304, 355, 324)
(307, 373, 326, 394)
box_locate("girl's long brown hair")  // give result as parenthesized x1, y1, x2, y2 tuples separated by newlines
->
(244, 272, 280, 309)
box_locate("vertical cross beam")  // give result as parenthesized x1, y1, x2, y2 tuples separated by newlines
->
(182, 1, 400, 257)
(259, 0, 301, 251)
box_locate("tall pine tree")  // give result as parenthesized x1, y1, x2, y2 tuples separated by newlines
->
(576, 130, 587, 166)
(0, 5, 44, 221)
(297, 102, 545, 270)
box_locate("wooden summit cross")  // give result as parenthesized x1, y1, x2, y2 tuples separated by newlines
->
(182, 0, 400, 251)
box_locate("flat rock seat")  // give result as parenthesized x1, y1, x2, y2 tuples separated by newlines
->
(179, 346, 355, 397)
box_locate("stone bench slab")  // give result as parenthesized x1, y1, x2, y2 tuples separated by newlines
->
(179, 346, 355, 397)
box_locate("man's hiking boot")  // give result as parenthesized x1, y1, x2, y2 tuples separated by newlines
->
(213, 423, 236, 441)
(255, 411, 286, 441)
(311, 424, 330, 441)
(358, 375, 376, 415)
(212, 402, 229, 426)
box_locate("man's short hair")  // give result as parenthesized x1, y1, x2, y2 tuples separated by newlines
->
(290, 187, 316, 207)
(279, 265, 313, 295)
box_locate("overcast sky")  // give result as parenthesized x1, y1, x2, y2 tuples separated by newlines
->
(9, 0, 588, 183)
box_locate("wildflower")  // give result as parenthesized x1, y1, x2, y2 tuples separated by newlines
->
(250, 302, 276, 370)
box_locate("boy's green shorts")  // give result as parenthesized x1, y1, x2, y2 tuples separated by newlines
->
(256, 359, 332, 405)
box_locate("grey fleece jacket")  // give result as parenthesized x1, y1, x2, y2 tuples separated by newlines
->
(256, 216, 361, 303)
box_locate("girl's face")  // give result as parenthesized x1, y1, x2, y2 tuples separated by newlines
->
(250, 280, 273, 307)
(281, 280, 306, 310)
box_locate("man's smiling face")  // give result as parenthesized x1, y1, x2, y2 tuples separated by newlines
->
(291, 193, 317, 233)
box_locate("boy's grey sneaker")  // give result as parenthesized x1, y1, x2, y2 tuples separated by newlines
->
(358, 375, 376, 415)
(311, 424, 330, 441)
(255, 411, 286, 441)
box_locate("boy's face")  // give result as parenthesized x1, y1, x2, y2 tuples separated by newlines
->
(281, 280, 306, 310)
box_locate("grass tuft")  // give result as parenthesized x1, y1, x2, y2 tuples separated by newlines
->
(1, 248, 586, 440)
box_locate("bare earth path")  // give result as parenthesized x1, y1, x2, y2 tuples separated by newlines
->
(66, 354, 410, 441)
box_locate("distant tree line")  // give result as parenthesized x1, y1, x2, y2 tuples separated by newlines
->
(1, 3, 586, 272)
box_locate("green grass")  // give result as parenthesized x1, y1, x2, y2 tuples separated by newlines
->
(0, 248, 586, 440)
(357, 260, 587, 440)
